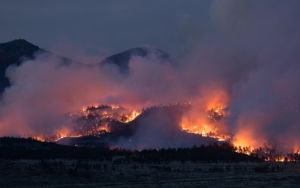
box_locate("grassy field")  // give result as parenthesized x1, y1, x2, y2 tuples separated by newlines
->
(1, 159, 300, 188)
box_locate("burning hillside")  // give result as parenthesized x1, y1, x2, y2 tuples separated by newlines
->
(0, 46, 299, 157)
(20, 97, 231, 148)
(1, 1, 300, 162)
(31, 104, 140, 142)
(181, 108, 230, 142)
(29, 100, 300, 162)
(70, 105, 141, 135)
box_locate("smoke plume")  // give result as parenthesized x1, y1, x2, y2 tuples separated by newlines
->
(0, 0, 300, 151)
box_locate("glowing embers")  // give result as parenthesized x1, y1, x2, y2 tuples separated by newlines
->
(235, 145, 255, 155)
(68, 104, 141, 138)
(233, 144, 300, 162)
(119, 110, 141, 123)
(33, 130, 77, 142)
(32, 104, 142, 142)
(207, 106, 226, 123)
(182, 124, 231, 141)
(80, 105, 141, 123)
(33, 136, 45, 142)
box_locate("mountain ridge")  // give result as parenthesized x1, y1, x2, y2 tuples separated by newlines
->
(0, 39, 46, 92)
(0, 39, 170, 93)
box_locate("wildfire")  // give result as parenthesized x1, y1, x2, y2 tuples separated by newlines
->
(232, 136, 300, 162)
(22, 97, 300, 163)
(180, 91, 231, 142)
(35, 104, 142, 142)
(181, 123, 230, 141)
(177, 92, 300, 162)
(124, 110, 141, 122)
(33, 136, 45, 142)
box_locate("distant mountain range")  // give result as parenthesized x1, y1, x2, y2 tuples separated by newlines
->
(0, 39, 170, 93)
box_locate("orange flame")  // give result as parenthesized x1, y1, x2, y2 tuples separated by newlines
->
(180, 88, 230, 141)
(123, 110, 141, 123)
(35, 104, 142, 142)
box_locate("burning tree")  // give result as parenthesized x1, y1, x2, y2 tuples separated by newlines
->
(207, 106, 226, 124)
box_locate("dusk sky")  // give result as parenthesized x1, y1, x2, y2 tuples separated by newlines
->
(0, 0, 212, 59)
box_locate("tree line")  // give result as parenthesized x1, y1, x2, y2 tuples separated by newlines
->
(0, 137, 263, 163)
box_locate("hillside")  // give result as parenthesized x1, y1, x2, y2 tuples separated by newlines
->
(0, 39, 45, 92)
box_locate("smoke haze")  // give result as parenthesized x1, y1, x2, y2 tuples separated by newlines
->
(0, 0, 300, 151)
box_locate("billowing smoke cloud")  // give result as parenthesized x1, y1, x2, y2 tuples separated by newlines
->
(0, 48, 194, 140)
(209, 0, 300, 151)
(0, 0, 300, 151)
(1, 53, 113, 136)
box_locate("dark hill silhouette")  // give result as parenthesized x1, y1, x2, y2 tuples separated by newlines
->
(0, 39, 76, 93)
(0, 39, 45, 92)
(100, 47, 170, 74)
(0, 40, 170, 93)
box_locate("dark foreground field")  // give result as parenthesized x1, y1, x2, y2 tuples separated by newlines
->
(1, 159, 300, 188)
(0, 137, 300, 187)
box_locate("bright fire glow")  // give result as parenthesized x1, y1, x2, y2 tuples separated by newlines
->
(180, 89, 231, 141)
(35, 104, 142, 142)
(124, 110, 141, 123)
(25, 94, 300, 162)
